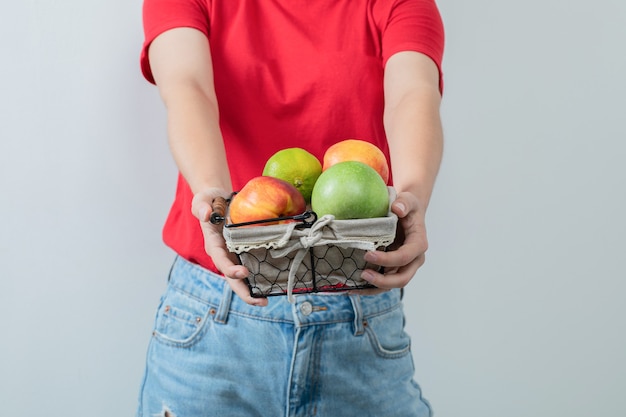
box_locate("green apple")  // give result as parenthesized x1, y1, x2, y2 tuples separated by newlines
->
(311, 161, 389, 219)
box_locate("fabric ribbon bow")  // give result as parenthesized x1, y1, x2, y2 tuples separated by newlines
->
(270, 215, 377, 303)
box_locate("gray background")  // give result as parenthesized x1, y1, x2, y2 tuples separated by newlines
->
(1, 0, 625, 416)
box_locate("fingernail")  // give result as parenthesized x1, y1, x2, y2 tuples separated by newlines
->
(235, 270, 249, 279)
(364, 251, 377, 263)
(361, 270, 374, 282)
(394, 202, 406, 216)
(199, 207, 209, 222)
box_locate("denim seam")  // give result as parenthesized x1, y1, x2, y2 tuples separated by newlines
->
(168, 283, 213, 307)
(295, 318, 354, 328)
(364, 326, 412, 359)
(152, 322, 211, 349)
(362, 303, 411, 359)
(151, 301, 216, 349)
(227, 312, 294, 325)
(362, 302, 402, 321)
(224, 304, 401, 326)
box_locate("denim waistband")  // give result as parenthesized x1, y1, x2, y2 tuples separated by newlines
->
(168, 256, 404, 327)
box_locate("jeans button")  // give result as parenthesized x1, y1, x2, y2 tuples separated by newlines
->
(300, 301, 313, 316)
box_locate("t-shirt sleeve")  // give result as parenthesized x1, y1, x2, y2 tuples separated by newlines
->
(140, 0, 210, 84)
(381, 0, 445, 91)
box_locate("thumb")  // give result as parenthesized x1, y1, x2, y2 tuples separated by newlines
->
(391, 191, 420, 218)
(198, 202, 211, 222)
(192, 188, 231, 222)
(391, 197, 408, 218)
(192, 199, 212, 222)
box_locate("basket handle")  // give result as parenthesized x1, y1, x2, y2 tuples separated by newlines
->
(210, 196, 228, 224)
(225, 210, 317, 228)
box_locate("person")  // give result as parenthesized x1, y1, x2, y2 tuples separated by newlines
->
(136, 0, 444, 416)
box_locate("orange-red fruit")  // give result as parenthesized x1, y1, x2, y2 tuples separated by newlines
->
(229, 176, 306, 225)
(322, 139, 390, 184)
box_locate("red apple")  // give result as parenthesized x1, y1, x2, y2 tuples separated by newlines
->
(229, 176, 306, 225)
(323, 139, 390, 184)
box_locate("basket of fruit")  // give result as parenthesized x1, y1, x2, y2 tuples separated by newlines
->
(212, 140, 398, 301)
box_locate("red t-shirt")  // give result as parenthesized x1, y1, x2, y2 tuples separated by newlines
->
(141, 0, 445, 273)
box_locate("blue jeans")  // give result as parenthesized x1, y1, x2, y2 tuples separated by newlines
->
(136, 256, 432, 417)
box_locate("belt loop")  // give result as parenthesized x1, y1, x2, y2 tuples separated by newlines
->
(349, 294, 364, 336)
(214, 283, 233, 324)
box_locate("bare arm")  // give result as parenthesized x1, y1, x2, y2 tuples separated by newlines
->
(149, 28, 267, 306)
(149, 28, 231, 194)
(362, 51, 443, 288)
(384, 51, 443, 208)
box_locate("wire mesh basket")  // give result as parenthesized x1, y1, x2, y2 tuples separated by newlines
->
(220, 188, 398, 299)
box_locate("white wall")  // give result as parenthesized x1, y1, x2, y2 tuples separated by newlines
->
(1, 1, 625, 416)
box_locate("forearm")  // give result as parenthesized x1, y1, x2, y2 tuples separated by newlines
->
(148, 28, 232, 195)
(163, 84, 232, 195)
(383, 51, 443, 212)
(384, 87, 443, 210)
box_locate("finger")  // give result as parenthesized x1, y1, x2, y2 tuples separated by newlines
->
(227, 277, 268, 307)
(206, 242, 268, 307)
(204, 234, 268, 307)
(197, 208, 240, 261)
(196, 200, 211, 222)
(198, 222, 248, 275)
(191, 188, 230, 222)
(191, 194, 213, 222)
(206, 239, 251, 280)
(361, 254, 425, 289)
(391, 199, 408, 218)
(206, 238, 242, 269)
(390, 192, 418, 219)
(363, 242, 423, 268)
